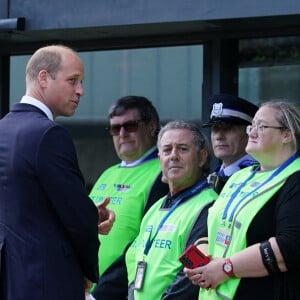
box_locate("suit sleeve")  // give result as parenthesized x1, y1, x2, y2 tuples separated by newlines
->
(36, 125, 100, 282)
(92, 254, 128, 299)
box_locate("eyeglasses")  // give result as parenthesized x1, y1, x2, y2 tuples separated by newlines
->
(246, 124, 287, 135)
(108, 119, 145, 136)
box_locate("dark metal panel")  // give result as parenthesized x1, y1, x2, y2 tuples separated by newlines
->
(219, 39, 239, 94)
(202, 39, 238, 99)
(0, 18, 25, 30)
(7, 0, 300, 30)
(0, 0, 298, 55)
(0, 55, 10, 117)
(0, 0, 8, 18)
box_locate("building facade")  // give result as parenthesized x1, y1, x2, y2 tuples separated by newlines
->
(1, 0, 300, 185)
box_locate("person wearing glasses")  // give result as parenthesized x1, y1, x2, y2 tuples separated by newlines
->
(203, 94, 258, 193)
(125, 120, 218, 300)
(88, 96, 169, 300)
(185, 100, 300, 299)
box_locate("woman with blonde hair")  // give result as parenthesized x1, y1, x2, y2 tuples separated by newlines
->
(185, 100, 300, 300)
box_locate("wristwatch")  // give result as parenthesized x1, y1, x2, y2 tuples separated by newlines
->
(222, 258, 235, 277)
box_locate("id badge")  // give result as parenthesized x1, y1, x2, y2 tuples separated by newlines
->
(215, 227, 231, 247)
(134, 261, 147, 290)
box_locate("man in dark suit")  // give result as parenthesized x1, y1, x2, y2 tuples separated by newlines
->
(0, 45, 114, 300)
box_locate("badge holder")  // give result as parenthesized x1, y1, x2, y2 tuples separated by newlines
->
(133, 261, 147, 290)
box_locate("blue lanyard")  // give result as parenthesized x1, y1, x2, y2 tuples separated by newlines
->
(143, 178, 208, 256)
(222, 152, 299, 223)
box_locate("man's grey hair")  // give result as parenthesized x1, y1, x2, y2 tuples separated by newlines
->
(157, 120, 211, 177)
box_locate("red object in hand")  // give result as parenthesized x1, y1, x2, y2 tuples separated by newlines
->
(179, 245, 210, 269)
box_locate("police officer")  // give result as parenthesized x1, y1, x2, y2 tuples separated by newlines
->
(203, 94, 259, 193)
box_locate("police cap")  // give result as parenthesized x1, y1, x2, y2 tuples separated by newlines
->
(202, 94, 258, 127)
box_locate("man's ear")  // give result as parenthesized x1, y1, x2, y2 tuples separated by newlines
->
(37, 70, 49, 88)
(198, 149, 208, 168)
(148, 120, 158, 137)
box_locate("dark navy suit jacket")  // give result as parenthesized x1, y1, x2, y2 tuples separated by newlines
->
(0, 103, 99, 300)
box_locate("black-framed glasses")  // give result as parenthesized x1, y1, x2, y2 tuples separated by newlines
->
(108, 119, 145, 136)
(246, 124, 287, 135)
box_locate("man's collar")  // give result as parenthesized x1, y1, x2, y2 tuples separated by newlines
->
(120, 146, 157, 167)
(220, 154, 256, 176)
(21, 95, 54, 120)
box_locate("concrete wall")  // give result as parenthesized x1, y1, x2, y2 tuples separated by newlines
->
(7, 0, 300, 30)
(1, 0, 300, 55)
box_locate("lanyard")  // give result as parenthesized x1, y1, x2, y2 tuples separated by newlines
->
(222, 152, 299, 223)
(143, 178, 208, 256)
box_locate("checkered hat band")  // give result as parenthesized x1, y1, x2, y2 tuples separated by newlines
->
(211, 108, 253, 123)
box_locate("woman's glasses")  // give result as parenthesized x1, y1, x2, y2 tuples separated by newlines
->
(246, 124, 287, 135)
(108, 119, 145, 136)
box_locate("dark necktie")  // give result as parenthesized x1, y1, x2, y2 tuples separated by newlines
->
(218, 169, 225, 178)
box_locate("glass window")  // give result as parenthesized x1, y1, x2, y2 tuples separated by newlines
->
(10, 45, 204, 123)
(238, 36, 300, 105)
(9, 45, 203, 185)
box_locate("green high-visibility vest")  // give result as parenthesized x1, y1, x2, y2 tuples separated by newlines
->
(200, 157, 300, 300)
(89, 158, 162, 275)
(126, 187, 217, 300)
